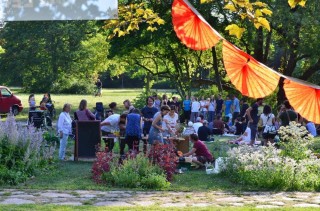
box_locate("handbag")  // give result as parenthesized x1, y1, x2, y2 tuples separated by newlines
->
(263, 125, 277, 135)
(263, 114, 277, 135)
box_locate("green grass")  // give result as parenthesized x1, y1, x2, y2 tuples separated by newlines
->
(5, 88, 143, 121)
(2, 137, 255, 192)
(0, 205, 319, 211)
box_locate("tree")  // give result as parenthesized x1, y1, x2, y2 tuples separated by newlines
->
(0, 21, 98, 92)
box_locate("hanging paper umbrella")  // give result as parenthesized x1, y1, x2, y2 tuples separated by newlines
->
(283, 77, 320, 124)
(222, 40, 281, 98)
(172, 0, 222, 50)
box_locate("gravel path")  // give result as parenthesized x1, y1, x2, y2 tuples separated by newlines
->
(1, 189, 320, 208)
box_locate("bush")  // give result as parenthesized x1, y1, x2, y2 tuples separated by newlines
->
(149, 144, 177, 181)
(223, 122, 320, 191)
(92, 147, 170, 189)
(0, 114, 56, 185)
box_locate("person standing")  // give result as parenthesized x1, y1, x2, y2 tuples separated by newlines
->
(74, 99, 95, 121)
(246, 98, 264, 146)
(171, 97, 180, 113)
(208, 95, 216, 123)
(148, 105, 171, 145)
(95, 79, 102, 97)
(123, 99, 135, 114)
(182, 95, 192, 124)
(162, 105, 179, 137)
(215, 94, 224, 116)
(124, 109, 142, 155)
(153, 95, 161, 111)
(224, 95, 233, 120)
(232, 95, 240, 123)
(260, 105, 276, 146)
(100, 113, 120, 152)
(57, 103, 72, 160)
(141, 97, 158, 153)
(199, 96, 208, 120)
(191, 97, 200, 123)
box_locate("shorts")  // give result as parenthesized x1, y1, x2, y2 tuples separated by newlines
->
(196, 156, 213, 164)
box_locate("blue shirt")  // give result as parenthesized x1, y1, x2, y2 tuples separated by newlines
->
(224, 100, 232, 115)
(233, 98, 240, 113)
(183, 99, 191, 111)
(125, 113, 141, 137)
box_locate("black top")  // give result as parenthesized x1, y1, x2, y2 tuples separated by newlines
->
(240, 103, 249, 117)
(96, 81, 102, 88)
(250, 102, 259, 124)
(234, 122, 243, 135)
(216, 99, 224, 112)
(198, 125, 211, 142)
(141, 106, 158, 131)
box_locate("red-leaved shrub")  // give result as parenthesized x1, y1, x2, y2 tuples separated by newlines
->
(91, 146, 114, 183)
(149, 143, 178, 181)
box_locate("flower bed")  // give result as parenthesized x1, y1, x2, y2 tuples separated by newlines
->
(222, 122, 320, 191)
(0, 114, 56, 185)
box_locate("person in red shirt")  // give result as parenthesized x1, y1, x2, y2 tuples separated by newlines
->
(182, 133, 214, 167)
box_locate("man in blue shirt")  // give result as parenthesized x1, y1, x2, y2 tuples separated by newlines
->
(232, 95, 240, 123)
(224, 95, 232, 119)
(183, 95, 191, 124)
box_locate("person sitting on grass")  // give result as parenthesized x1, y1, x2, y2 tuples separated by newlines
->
(197, 120, 211, 142)
(182, 134, 214, 168)
(228, 127, 261, 145)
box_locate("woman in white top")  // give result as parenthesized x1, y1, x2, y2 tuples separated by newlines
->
(260, 105, 276, 146)
(199, 96, 208, 120)
(162, 105, 179, 137)
(208, 95, 216, 123)
(58, 103, 72, 160)
(190, 97, 200, 123)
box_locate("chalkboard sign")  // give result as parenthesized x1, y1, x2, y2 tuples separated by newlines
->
(75, 121, 101, 161)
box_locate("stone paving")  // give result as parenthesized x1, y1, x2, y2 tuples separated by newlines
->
(1, 189, 320, 207)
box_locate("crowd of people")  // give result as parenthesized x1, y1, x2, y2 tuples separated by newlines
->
(54, 93, 317, 165)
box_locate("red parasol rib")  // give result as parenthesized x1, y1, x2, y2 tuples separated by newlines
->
(283, 77, 320, 124)
(222, 40, 281, 98)
(172, 0, 222, 50)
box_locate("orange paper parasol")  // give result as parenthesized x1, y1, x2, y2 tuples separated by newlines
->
(222, 40, 281, 98)
(283, 77, 320, 124)
(172, 0, 222, 50)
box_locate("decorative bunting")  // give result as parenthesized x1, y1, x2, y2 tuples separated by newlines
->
(284, 78, 320, 123)
(171, 0, 320, 123)
(172, 0, 222, 50)
(222, 40, 280, 98)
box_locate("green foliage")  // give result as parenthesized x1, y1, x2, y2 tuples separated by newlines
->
(0, 115, 55, 185)
(0, 21, 101, 93)
(107, 154, 169, 189)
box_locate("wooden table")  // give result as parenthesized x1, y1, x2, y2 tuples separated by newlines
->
(166, 136, 190, 153)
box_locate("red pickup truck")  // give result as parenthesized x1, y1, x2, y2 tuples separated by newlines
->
(0, 86, 23, 115)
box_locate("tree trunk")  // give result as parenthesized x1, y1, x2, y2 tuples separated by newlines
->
(211, 47, 223, 92)
(254, 28, 264, 62)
